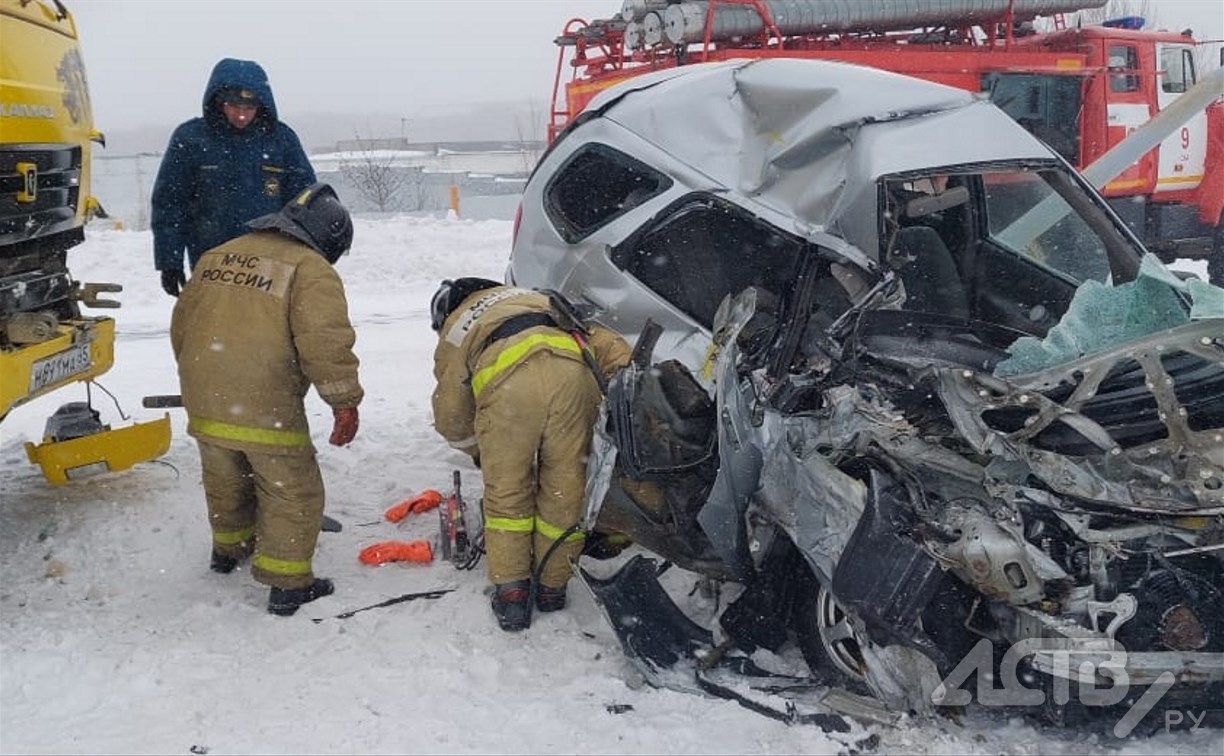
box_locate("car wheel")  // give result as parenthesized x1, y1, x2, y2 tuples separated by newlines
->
(793, 583, 870, 693)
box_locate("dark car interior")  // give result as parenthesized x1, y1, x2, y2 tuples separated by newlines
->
(611, 195, 806, 331)
(877, 168, 1134, 340)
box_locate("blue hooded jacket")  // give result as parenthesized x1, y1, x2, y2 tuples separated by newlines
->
(151, 58, 317, 272)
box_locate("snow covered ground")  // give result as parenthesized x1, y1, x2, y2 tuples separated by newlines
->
(0, 217, 1216, 755)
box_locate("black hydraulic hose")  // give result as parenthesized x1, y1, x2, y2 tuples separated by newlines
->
(526, 521, 586, 626)
(570, 329, 609, 395)
(311, 588, 454, 622)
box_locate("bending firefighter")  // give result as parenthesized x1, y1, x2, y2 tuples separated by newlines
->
(430, 279, 629, 631)
(171, 184, 362, 617)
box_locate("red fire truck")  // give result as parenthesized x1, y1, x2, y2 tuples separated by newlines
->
(546, 0, 1224, 282)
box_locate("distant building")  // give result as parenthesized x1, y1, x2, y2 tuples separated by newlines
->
(312, 139, 545, 218)
(330, 138, 545, 156)
(312, 140, 543, 179)
(90, 141, 545, 228)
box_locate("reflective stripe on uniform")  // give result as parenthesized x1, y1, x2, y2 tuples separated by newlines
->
(535, 517, 585, 543)
(252, 553, 312, 576)
(471, 333, 580, 397)
(485, 515, 585, 543)
(189, 417, 311, 447)
(213, 526, 255, 546)
(485, 515, 534, 533)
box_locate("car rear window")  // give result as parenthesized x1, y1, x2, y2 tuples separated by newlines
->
(544, 143, 672, 242)
(612, 196, 804, 329)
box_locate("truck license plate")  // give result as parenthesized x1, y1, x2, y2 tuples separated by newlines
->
(29, 344, 92, 393)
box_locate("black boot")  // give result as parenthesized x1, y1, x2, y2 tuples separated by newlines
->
(210, 551, 239, 574)
(267, 578, 334, 617)
(535, 583, 567, 613)
(491, 579, 531, 632)
(582, 531, 631, 560)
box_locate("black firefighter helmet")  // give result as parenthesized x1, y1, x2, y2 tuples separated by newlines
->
(430, 277, 502, 331)
(247, 183, 354, 264)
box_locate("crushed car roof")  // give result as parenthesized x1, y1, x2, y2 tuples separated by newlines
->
(585, 58, 1058, 259)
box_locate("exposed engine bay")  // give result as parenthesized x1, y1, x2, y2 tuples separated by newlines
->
(579, 260, 1224, 732)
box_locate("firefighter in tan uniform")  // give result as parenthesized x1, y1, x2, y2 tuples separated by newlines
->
(171, 183, 363, 617)
(430, 279, 630, 631)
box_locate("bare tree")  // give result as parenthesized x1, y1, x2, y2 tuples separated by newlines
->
(513, 99, 545, 175)
(133, 155, 149, 231)
(1190, 32, 1222, 76)
(338, 132, 413, 212)
(399, 166, 426, 212)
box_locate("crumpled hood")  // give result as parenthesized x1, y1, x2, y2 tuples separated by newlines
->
(201, 58, 279, 129)
(587, 58, 1054, 262)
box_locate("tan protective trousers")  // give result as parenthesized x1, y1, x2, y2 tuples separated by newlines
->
(475, 353, 600, 589)
(197, 440, 325, 590)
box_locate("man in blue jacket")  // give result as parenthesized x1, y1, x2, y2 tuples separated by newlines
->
(151, 58, 317, 297)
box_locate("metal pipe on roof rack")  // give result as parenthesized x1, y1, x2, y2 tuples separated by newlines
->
(643, 11, 665, 47)
(620, 0, 675, 23)
(625, 20, 644, 49)
(664, 1, 761, 45)
(662, 0, 1107, 46)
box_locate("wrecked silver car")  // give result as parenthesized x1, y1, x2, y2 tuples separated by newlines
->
(509, 59, 1224, 730)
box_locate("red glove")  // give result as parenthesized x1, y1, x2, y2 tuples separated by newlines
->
(329, 406, 359, 446)
(358, 540, 434, 566)
(385, 490, 443, 522)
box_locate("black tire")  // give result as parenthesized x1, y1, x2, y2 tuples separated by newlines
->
(1035, 673, 1112, 733)
(1209, 216, 1224, 287)
(1211, 257, 1224, 287)
(792, 583, 871, 694)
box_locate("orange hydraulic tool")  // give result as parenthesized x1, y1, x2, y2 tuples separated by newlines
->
(385, 490, 443, 523)
(358, 540, 434, 566)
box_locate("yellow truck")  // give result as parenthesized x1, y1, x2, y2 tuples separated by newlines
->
(1, 0, 168, 483)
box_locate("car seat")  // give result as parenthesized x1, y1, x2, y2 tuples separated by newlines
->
(888, 225, 970, 320)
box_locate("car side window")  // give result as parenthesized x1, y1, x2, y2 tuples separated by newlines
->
(611, 197, 804, 330)
(1108, 45, 1139, 93)
(1159, 46, 1195, 94)
(543, 143, 672, 242)
(983, 170, 1112, 283)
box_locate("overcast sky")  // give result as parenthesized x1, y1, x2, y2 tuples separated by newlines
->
(74, 1, 606, 134)
(73, 0, 1222, 137)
